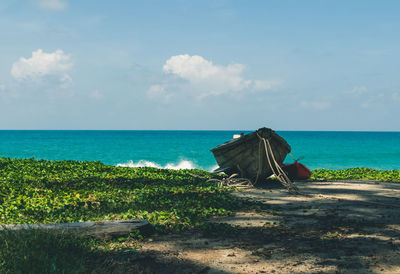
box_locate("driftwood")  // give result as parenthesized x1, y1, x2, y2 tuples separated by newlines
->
(0, 220, 152, 238)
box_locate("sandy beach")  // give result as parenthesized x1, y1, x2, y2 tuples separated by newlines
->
(125, 180, 400, 273)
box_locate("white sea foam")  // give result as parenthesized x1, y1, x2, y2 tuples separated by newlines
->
(210, 164, 220, 172)
(116, 160, 197, 170)
(164, 160, 196, 170)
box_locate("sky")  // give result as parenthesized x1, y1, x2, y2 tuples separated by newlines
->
(0, 0, 399, 131)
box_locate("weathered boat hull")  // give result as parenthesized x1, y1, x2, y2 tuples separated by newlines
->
(210, 128, 291, 184)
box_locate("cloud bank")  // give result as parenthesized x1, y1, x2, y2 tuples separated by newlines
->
(148, 54, 280, 100)
(36, 0, 67, 11)
(11, 49, 73, 88)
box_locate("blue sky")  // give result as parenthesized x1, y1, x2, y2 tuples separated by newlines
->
(0, 0, 399, 130)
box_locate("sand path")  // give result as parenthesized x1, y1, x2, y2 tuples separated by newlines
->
(126, 181, 400, 273)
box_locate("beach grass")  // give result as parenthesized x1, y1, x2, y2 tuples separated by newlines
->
(0, 228, 92, 273)
(0, 226, 148, 273)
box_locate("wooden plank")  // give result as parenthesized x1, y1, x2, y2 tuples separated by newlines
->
(0, 220, 152, 238)
(215, 141, 258, 168)
(211, 127, 292, 184)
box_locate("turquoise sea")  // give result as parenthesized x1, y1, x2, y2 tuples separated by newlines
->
(0, 130, 399, 170)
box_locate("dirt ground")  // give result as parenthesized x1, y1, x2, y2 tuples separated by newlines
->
(118, 180, 400, 273)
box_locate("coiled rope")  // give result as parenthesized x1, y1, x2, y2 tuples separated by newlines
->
(208, 133, 299, 193)
(207, 173, 254, 188)
(256, 133, 299, 194)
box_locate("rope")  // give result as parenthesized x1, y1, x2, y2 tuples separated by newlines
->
(289, 153, 297, 162)
(207, 173, 254, 188)
(210, 132, 298, 193)
(256, 133, 299, 194)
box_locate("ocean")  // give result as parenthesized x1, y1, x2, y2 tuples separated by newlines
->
(0, 130, 399, 170)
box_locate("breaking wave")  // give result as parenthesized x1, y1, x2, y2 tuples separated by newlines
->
(209, 164, 219, 172)
(116, 160, 219, 172)
(116, 160, 197, 170)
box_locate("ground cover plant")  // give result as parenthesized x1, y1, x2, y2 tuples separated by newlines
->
(0, 157, 247, 272)
(1, 158, 399, 272)
(0, 158, 242, 230)
(310, 168, 400, 182)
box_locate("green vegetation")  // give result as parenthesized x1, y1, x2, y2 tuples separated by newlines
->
(0, 157, 250, 272)
(0, 157, 242, 230)
(310, 168, 400, 182)
(0, 229, 92, 273)
(1, 158, 399, 272)
(0, 228, 144, 273)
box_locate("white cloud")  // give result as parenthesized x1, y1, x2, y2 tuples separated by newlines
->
(59, 74, 72, 88)
(344, 86, 392, 109)
(0, 83, 5, 91)
(90, 90, 104, 100)
(11, 49, 73, 88)
(300, 99, 332, 110)
(147, 84, 165, 98)
(346, 86, 367, 96)
(147, 84, 173, 102)
(36, 0, 67, 11)
(151, 54, 280, 100)
(361, 93, 384, 108)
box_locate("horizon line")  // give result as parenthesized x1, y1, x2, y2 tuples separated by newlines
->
(0, 129, 399, 132)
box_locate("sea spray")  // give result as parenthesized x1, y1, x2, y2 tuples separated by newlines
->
(116, 160, 196, 170)
(116, 160, 219, 171)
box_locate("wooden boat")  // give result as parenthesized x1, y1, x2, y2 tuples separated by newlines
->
(211, 127, 291, 185)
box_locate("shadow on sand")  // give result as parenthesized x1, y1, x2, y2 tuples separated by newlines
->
(122, 179, 400, 273)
